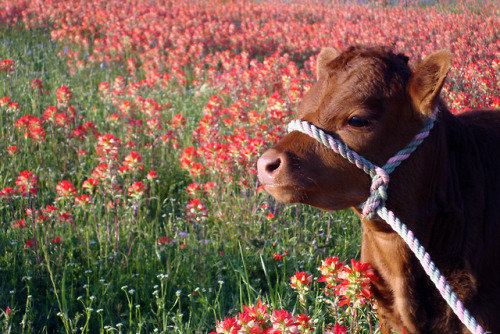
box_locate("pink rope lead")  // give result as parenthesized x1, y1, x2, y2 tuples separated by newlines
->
(287, 111, 486, 334)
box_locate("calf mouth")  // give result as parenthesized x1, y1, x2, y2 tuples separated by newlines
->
(261, 183, 305, 204)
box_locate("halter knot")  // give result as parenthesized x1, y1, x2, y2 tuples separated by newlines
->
(363, 167, 390, 219)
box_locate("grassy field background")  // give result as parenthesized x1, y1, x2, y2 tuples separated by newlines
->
(0, 0, 498, 332)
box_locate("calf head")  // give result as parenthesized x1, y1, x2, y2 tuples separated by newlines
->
(257, 45, 452, 211)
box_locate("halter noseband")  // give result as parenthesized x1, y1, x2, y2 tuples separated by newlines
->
(287, 108, 437, 219)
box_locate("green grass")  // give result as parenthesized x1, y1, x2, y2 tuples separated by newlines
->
(0, 27, 362, 333)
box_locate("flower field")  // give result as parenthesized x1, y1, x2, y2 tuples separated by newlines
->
(0, 0, 498, 332)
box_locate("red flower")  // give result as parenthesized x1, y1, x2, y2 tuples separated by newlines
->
(158, 236, 171, 245)
(0, 97, 10, 107)
(42, 106, 59, 123)
(56, 86, 72, 107)
(147, 170, 157, 181)
(203, 182, 216, 193)
(318, 257, 344, 288)
(31, 78, 43, 92)
(96, 133, 121, 160)
(214, 317, 241, 333)
(7, 145, 17, 155)
(270, 309, 298, 327)
(56, 180, 77, 200)
(290, 272, 313, 291)
(15, 115, 45, 141)
(42, 205, 57, 216)
(272, 252, 284, 261)
(171, 114, 186, 129)
(13, 219, 27, 228)
(52, 236, 62, 244)
(185, 198, 208, 223)
(82, 178, 100, 192)
(15, 170, 38, 196)
(75, 194, 92, 207)
(128, 181, 146, 198)
(296, 313, 314, 329)
(334, 259, 379, 307)
(333, 323, 348, 334)
(91, 164, 109, 180)
(186, 183, 201, 196)
(58, 212, 73, 224)
(0, 59, 15, 72)
(0, 187, 16, 199)
(25, 240, 35, 248)
(4, 306, 11, 319)
(123, 152, 144, 172)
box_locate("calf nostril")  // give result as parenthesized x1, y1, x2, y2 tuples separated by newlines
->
(265, 157, 282, 174)
(257, 149, 287, 184)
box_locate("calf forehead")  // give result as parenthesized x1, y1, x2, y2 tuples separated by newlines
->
(299, 52, 409, 122)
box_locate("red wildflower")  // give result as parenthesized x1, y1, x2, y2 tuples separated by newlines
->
(296, 313, 314, 330)
(185, 198, 208, 223)
(91, 164, 109, 180)
(318, 257, 344, 288)
(203, 182, 216, 193)
(25, 240, 35, 248)
(270, 309, 299, 327)
(214, 317, 241, 333)
(56, 180, 77, 200)
(171, 114, 186, 129)
(158, 236, 171, 245)
(0, 59, 15, 72)
(128, 181, 146, 198)
(75, 194, 92, 207)
(15, 170, 38, 196)
(96, 133, 121, 160)
(330, 323, 348, 334)
(4, 306, 11, 319)
(334, 259, 379, 307)
(0, 97, 10, 107)
(98, 81, 111, 100)
(186, 183, 201, 196)
(31, 78, 43, 92)
(272, 252, 284, 261)
(0, 187, 16, 199)
(58, 212, 73, 224)
(7, 102, 19, 112)
(52, 236, 62, 244)
(7, 145, 17, 155)
(82, 178, 100, 192)
(123, 151, 144, 172)
(42, 106, 59, 123)
(290, 272, 313, 291)
(15, 115, 45, 141)
(42, 205, 57, 216)
(56, 86, 72, 107)
(147, 170, 157, 181)
(13, 219, 27, 228)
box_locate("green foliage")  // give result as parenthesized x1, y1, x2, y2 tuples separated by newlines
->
(0, 27, 361, 333)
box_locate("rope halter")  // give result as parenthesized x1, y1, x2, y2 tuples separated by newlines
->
(286, 108, 486, 334)
(287, 110, 436, 219)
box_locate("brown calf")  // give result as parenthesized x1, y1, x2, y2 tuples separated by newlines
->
(257, 45, 500, 333)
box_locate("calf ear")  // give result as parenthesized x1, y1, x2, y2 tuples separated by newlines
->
(317, 47, 339, 80)
(408, 50, 452, 116)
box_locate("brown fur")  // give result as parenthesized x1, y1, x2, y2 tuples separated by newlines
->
(257, 45, 500, 333)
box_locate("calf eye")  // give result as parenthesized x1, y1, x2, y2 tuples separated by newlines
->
(347, 116, 370, 127)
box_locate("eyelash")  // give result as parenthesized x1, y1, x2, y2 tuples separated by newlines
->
(347, 116, 370, 127)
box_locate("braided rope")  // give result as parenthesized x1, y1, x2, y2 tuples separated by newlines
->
(287, 115, 485, 334)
